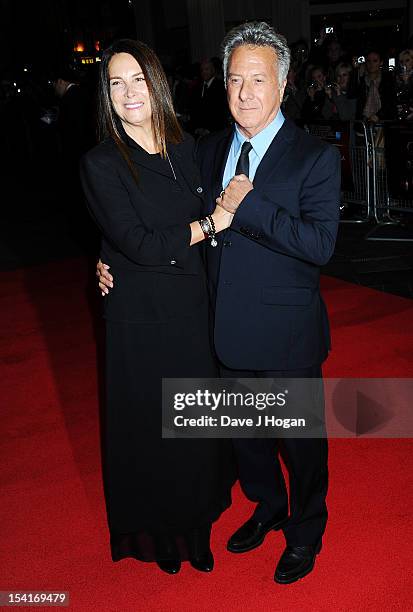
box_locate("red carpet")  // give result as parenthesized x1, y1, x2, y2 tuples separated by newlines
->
(1, 259, 412, 611)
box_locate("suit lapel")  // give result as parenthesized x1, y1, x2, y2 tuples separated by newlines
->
(252, 119, 297, 188)
(212, 127, 234, 199)
(116, 125, 175, 179)
(168, 144, 200, 196)
(127, 146, 174, 179)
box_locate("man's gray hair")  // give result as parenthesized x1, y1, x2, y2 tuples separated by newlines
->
(221, 21, 290, 88)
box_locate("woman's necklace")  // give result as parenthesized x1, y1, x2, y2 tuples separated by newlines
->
(166, 152, 177, 181)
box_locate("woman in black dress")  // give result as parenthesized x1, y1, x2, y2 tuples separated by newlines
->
(80, 39, 235, 574)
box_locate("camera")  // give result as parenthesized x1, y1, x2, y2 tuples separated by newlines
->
(357, 56, 365, 64)
(325, 82, 337, 89)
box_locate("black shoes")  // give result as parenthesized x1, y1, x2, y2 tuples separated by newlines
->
(186, 524, 214, 572)
(154, 524, 214, 574)
(189, 549, 214, 572)
(156, 558, 181, 574)
(154, 534, 181, 575)
(227, 512, 288, 553)
(274, 541, 322, 584)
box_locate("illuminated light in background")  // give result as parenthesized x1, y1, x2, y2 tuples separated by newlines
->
(74, 42, 85, 53)
(13, 82, 17, 86)
(95, 57, 101, 62)
(23, 68, 28, 72)
(95, 41, 100, 51)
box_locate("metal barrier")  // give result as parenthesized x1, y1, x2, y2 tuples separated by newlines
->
(304, 119, 413, 240)
(367, 121, 413, 241)
(303, 120, 371, 223)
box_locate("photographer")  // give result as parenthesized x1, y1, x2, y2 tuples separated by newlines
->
(356, 50, 397, 122)
(281, 65, 306, 122)
(301, 65, 339, 121)
(395, 49, 413, 120)
(324, 62, 357, 121)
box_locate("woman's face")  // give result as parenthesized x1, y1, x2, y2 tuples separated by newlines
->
(108, 52, 152, 131)
(366, 52, 382, 75)
(400, 53, 413, 71)
(337, 70, 350, 89)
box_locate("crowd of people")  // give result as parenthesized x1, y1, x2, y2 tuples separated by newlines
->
(2, 31, 413, 196)
(169, 33, 413, 130)
(281, 35, 413, 124)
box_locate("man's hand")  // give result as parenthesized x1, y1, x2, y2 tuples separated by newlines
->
(96, 259, 113, 296)
(216, 174, 253, 214)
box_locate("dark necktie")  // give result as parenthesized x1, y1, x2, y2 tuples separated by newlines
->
(235, 141, 252, 177)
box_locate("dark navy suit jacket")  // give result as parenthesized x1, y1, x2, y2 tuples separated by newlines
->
(197, 118, 341, 371)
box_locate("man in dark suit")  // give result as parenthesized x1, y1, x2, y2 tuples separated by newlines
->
(97, 21, 340, 584)
(190, 57, 228, 136)
(197, 21, 340, 585)
(54, 66, 97, 249)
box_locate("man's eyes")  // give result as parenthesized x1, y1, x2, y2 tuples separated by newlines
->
(229, 78, 265, 84)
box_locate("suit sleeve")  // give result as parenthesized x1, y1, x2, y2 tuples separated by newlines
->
(80, 153, 192, 268)
(230, 146, 341, 266)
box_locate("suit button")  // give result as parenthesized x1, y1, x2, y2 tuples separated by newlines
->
(197, 186, 203, 193)
(223, 240, 232, 247)
(170, 259, 176, 265)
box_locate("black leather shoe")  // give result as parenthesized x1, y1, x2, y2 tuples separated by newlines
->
(154, 534, 181, 574)
(186, 524, 214, 572)
(190, 549, 214, 572)
(156, 559, 181, 574)
(227, 513, 288, 553)
(274, 541, 322, 584)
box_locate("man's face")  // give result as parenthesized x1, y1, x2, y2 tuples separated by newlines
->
(54, 78, 67, 98)
(366, 52, 382, 74)
(327, 42, 341, 63)
(226, 45, 286, 139)
(200, 60, 215, 82)
(312, 69, 326, 87)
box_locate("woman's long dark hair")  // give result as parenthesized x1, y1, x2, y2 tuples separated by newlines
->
(97, 39, 183, 179)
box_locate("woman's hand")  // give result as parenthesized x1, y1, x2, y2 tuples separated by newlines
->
(96, 259, 113, 296)
(211, 203, 234, 231)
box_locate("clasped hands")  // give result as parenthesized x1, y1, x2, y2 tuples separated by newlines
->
(216, 174, 253, 214)
(97, 175, 253, 295)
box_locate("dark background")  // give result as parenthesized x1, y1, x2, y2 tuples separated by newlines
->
(1, 1, 410, 78)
